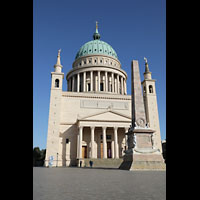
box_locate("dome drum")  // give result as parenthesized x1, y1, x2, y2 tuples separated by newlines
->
(73, 55, 121, 69)
(66, 67, 127, 95)
(67, 65, 127, 80)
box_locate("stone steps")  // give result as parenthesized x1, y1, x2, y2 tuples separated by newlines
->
(79, 159, 166, 170)
(81, 158, 123, 168)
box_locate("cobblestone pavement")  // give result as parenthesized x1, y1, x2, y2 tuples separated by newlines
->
(33, 167, 166, 200)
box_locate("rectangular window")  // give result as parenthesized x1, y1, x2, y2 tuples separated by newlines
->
(100, 83, 103, 91)
(88, 83, 91, 91)
(107, 135, 111, 140)
(100, 135, 112, 140)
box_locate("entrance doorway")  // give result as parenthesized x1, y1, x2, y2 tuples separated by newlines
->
(82, 146, 87, 158)
(100, 142, 103, 159)
(100, 141, 112, 158)
(107, 142, 112, 158)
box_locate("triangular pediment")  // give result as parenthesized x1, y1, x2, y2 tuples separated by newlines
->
(78, 110, 131, 122)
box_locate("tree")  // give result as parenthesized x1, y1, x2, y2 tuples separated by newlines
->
(33, 147, 46, 166)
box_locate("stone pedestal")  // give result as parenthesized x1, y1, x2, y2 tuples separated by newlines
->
(119, 127, 165, 170)
(119, 149, 165, 170)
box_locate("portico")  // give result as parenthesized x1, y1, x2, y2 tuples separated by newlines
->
(76, 110, 131, 160)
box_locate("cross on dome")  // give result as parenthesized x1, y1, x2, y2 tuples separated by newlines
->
(93, 21, 100, 40)
(96, 21, 98, 30)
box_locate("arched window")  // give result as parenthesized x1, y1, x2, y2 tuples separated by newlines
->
(55, 79, 59, 88)
(149, 85, 153, 93)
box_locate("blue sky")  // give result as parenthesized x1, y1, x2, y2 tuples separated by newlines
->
(33, 0, 166, 149)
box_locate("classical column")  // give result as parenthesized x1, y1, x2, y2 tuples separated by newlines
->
(77, 132, 79, 158)
(105, 71, 108, 92)
(102, 127, 107, 158)
(117, 74, 119, 94)
(124, 79, 127, 94)
(67, 79, 69, 91)
(109, 76, 111, 92)
(114, 127, 119, 158)
(98, 71, 100, 91)
(72, 76, 75, 92)
(111, 73, 114, 92)
(77, 73, 80, 92)
(121, 76, 124, 95)
(68, 78, 72, 91)
(83, 72, 86, 92)
(90, 126, 95, 158)
(79, 126, 83, 159)
(111, 141, 115, 158)
(90, 71, 93, 92)
(103, 76, 105, 92)
(114, 78, 117, 93)
(95, 74, 98, 91)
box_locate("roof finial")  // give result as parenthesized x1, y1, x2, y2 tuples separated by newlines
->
(56, 49, 61, 65)
(96, 21, 98, 31)
(144, 57, 147, 64)
(144, 57, 150, 73)
(58, 49, 61, 56)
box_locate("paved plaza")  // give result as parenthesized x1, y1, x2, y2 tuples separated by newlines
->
(33, 167, 166, 200)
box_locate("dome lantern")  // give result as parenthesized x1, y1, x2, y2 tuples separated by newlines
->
(93, 21, 100, 40)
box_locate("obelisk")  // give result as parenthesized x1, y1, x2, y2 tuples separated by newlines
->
(119, 60, 165, 170)
(131, 60, 147, 128)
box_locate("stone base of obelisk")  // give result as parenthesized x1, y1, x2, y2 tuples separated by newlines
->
(119, 127, 165, 170)
(119, 148, 165, 170)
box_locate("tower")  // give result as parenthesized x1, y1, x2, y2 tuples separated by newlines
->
(45, 49, 64, 167)
(142, 58, 162, 153)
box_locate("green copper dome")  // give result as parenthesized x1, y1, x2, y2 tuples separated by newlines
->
(75, 40, 118, 60)
(75, 25, 118, 60)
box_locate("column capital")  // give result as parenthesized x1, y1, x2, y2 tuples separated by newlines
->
(90, 126, 95, 130)
(102, 126, 107, 131)
(114, 126, 118, 131)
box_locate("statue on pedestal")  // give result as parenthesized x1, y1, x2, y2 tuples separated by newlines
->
(125, 126, 137, 154)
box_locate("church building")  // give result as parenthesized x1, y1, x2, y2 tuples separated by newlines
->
(44, 23, 162, 167)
